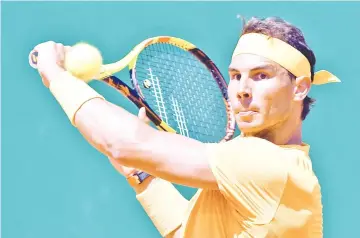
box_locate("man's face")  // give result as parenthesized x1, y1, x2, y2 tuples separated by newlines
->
(228, 54, 298, 135)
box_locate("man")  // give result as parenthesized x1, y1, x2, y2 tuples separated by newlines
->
(32, 16, 340, 237)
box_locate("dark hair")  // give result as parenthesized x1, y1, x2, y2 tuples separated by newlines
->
(240, 16, 316, 120)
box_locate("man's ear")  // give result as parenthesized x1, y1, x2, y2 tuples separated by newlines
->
(293, 76, 311, 101)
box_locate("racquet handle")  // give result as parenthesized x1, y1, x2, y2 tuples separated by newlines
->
(29, 50, 39, 69)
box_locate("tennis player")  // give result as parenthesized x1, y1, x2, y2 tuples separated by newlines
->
(32, 17, 340, 237)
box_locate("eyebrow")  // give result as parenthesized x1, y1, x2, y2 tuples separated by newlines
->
(228, 64, 277, 73)
(228, 68, 239, 73)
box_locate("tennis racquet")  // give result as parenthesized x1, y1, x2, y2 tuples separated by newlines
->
(29, 36, 235, 143)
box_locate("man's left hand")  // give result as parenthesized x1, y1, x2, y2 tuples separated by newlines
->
(30, 41, 69, 87)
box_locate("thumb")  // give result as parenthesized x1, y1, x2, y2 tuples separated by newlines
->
(138, 107, 151, 124)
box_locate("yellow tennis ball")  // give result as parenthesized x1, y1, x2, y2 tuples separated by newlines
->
(64, 42, 103, 82)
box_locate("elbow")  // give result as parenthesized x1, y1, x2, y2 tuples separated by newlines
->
(107, 125, 155, 166)
(108, 140, 138, 164)
(106, 135, 139, 163)
(108, 142, 150, 169)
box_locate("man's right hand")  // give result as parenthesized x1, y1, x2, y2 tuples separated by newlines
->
(107, 107, 151, 179)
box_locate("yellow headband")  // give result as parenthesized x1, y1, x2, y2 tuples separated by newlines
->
(232, 33, 341, 85)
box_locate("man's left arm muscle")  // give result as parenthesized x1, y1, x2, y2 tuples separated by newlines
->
(74, 97, 218, 189)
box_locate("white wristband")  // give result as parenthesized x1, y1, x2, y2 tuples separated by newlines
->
(49, 71, 104, 126)
(136, 179, 189, 237)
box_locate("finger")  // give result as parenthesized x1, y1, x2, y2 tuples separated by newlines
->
(65, 46, 72, 52)
(62, 46, 72, 69)
(55, 43, 65, 66)
(138, 107, 145, 118)
(41, 75, 50, 88)
(138, 107, 151, 124)
(33, 41, 56, 52)
(32, 41, 57, 67)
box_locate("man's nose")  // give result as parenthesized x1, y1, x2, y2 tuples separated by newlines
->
(236, 77, 252, 101)
(237, 91, 252, 100)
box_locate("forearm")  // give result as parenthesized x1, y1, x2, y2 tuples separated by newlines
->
(74, 98, 214, 188)
(74, 97, 148, 160)
(130, 176, 188, 237)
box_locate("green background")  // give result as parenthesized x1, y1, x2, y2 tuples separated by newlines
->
(2, 1, 359, 237)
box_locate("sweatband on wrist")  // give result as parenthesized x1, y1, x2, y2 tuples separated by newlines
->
(136, 179, 189, 237)
(49, 71, 105, 126)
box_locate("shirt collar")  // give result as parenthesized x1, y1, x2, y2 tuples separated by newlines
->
(237, 134, 310, 155)
(280, 142, 310, 155)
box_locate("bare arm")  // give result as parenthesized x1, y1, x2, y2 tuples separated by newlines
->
(75, 98, 218, 189)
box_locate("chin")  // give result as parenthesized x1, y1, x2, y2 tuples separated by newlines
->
(235, 115, 267, 136)
(238, 125, 264, 136)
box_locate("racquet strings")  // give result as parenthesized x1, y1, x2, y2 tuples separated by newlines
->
(135, 43, 229, 143)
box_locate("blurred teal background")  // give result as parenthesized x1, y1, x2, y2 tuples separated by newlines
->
(2, 1, 360, 238)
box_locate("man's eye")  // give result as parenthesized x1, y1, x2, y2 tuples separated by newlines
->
(233, 74, 241, 80)
(255, 73, 269, 80)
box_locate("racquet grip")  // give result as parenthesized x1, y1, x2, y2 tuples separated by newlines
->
(29, 50, 39, 69)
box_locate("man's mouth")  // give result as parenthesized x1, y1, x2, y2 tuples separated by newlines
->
(238, 111, 257, 117)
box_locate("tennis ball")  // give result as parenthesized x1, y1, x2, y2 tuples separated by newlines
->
(64, 42, 103, 83)
(143, 79, 152, 88)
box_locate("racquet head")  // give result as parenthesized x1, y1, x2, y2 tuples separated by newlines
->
(99, 36, 235, 143)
